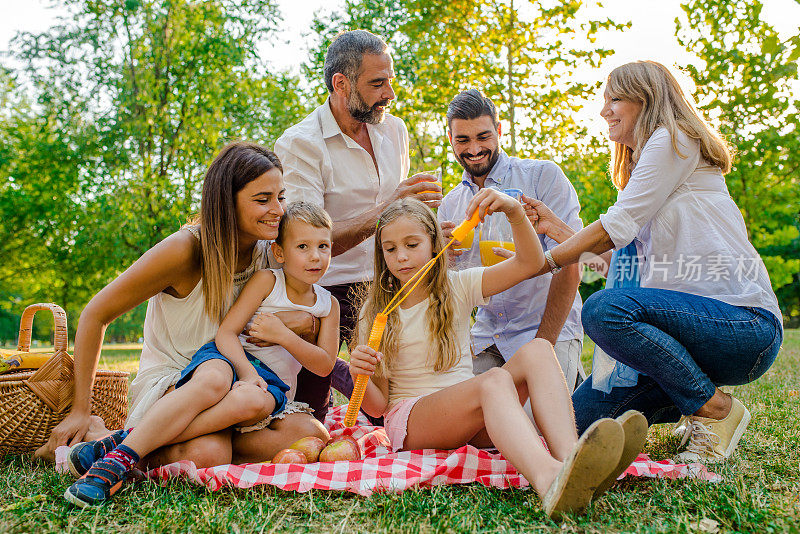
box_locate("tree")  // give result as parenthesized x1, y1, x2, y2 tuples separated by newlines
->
(677, 0, 800, 320)
(306, 0, 627, 190)
(0, 0, 308, 340)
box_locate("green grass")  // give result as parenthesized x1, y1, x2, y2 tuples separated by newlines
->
(1, 334, 799, 533)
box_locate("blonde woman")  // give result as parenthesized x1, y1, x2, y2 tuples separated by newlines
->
(40, 143, 328, 494)
(530, 61, 782, 463)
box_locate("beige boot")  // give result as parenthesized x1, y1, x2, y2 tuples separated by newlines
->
(675, 397, 751, 463)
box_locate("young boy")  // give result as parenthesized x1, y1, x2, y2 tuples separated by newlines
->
(65, 201, 340, 507)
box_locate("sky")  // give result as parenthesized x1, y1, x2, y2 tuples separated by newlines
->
(2, 0, 799, 138)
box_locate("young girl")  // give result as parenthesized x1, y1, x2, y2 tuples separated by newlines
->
(349, 193, 641, 517)
(62, 147, 329, 508)
(211, 201, 340, 432)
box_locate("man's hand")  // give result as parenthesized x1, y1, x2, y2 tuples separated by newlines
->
(391, 176, 443, 208)
(440, 221, 464, 257)
(492, 247, 515, 260)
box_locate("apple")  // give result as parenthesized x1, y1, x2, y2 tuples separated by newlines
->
(319, 435, 361, 462)
(271, 448, 307, 464)
(288, 436, 326, 463)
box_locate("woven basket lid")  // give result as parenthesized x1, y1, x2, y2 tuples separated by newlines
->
(24, 351, 75, 412)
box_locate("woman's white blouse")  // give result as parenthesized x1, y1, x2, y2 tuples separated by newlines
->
(599, 127, 781, 320)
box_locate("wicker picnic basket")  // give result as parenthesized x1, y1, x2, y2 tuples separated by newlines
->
(0, 303, 129, 454)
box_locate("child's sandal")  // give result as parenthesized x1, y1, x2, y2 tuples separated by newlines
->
(64, 458, 130, 508)
(67, 429, 129, 478)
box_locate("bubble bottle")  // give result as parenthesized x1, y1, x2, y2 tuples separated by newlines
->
(478, 188, 523, 266)
(450, 215, 480, 270)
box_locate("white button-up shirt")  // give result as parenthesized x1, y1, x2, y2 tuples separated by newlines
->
(600, 127, 781, 320)
(274, 99, 410, 286)
(438, 150, 584, 359)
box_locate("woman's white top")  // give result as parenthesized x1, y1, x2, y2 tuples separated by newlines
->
(599, 127, 781, 320)
(239, 268, 332, 400)
(126, 227, 269, 427)
(364, 268, 489, 409)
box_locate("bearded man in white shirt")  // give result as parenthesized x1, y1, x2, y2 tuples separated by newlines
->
(274, 30, 442, 422)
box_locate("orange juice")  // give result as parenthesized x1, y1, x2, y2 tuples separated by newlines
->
(479, 240, 515, 266)
(453, 228, 475, 250)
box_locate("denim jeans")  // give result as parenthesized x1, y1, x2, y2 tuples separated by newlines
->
(572, 287, 783, 434)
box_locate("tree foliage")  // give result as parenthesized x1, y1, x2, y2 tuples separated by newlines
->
(677, 0, 800, 319)
(306, 0, 626, 190)
(2, 0, 797, 342)
(0, 0, 308, 340)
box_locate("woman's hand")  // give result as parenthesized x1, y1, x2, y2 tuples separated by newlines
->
(246, 312, 291, 346)
(41, 409, 91, 450)
(464, 188, 525, 224)
(348, 344, 383, 379)
(521, 194, 576, 244)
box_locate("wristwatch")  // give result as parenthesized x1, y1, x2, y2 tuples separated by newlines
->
(544, 250, 562, 274)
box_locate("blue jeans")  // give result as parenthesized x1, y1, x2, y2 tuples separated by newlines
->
(572, 288, 783, 434)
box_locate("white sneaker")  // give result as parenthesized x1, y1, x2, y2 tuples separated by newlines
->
(674, 398, 751, 463)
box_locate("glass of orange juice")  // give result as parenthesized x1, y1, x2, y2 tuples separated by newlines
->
(415, 168, 442, 201)
(478, 188, 522, 266)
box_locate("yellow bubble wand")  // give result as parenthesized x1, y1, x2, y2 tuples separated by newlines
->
(344, 210, 481, 427)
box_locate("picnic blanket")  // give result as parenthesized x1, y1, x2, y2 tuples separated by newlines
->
(55, 405, 720, 496)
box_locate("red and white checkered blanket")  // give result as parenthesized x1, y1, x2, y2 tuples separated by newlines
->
(56, 405, 720, 496)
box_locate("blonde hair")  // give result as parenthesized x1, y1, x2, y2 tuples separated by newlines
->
(606, 61, 732, 190)
(276, 201, 333, 246)
(352, 198, 458, 376)
(194, 142, 283, 323)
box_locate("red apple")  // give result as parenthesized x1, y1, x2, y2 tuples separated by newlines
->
(271, 448, 307, 464)
(319, 435, 361, 462)
(288, 436, 326, 463)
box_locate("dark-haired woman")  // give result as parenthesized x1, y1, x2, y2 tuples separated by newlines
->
(39, 143, 329, 506)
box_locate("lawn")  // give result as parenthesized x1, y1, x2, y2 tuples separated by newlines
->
(1, 332, 798, 533)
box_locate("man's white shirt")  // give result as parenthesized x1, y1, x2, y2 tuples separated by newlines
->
(275, 99, 410, 286)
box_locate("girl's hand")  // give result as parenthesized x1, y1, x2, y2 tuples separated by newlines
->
(247, 312, 291, 345)
(465, 188, 524, 223)
(349, 344, 383, 378)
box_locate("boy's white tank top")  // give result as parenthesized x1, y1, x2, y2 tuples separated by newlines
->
(239, 268, 332, 400)
(126, 226, 268, 427)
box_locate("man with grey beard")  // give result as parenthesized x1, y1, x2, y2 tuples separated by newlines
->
(275, 30, 441, 423)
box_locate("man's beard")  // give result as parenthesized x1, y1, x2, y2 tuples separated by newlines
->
(455, 146, 500, 178)
(347, 88, 390, 125)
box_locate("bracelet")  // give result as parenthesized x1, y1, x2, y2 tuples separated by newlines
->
(544, 249, 562, 274)
(310, 314, 316, 337)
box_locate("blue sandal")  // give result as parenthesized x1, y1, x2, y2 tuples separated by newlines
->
(67, 429, 129, 477)
(64, 457, 129, 508)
